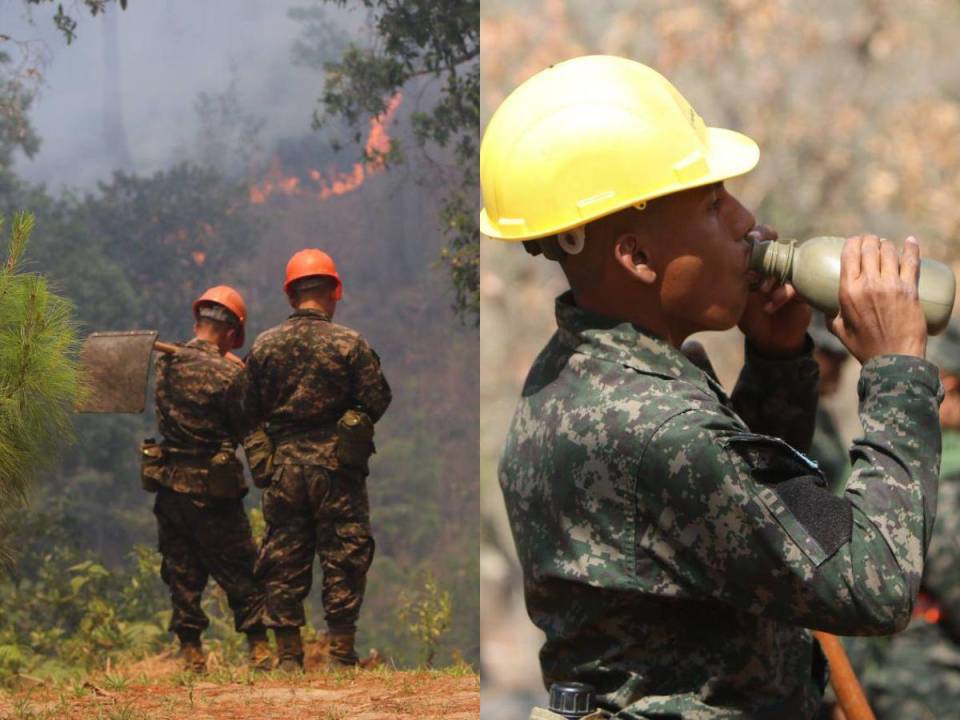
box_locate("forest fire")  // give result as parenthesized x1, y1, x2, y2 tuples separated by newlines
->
(249, 93, 403, 205)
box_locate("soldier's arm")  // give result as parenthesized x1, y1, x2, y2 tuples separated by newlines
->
(232, 354, 265, 437)
(640, 355, 941, 635)
(348, 338, 392, 422)
(730, 338, 820, 453)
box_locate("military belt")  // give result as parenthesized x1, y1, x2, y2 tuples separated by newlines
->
(266, 421, 338, 446)
(161, 443, 220, 462)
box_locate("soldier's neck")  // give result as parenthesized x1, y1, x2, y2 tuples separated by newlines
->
(294, 298, 336, 319)
(193, 328, 229, 355)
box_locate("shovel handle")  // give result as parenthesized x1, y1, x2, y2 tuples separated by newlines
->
(812, 631, 876, 720)
(153, 341, 179, 355)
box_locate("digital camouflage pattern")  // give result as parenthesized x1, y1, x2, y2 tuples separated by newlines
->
(153, 337, 263, 638)
(866, 429, 960, 719)
(240, 308, 392, 467)
(155, 337, 246, 495)
(255, 464, 374, 631)
(500, 292, 942, 719)
(154, 487, 264, 636)
(809, 405, 850, 496)
(241, 308, 390, 631)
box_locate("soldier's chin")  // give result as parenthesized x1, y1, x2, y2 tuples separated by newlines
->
(701, 307, 742, 333)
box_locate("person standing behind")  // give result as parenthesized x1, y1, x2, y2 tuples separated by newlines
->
(866, 318, 960, 719)
(148, 285, 269, 673)
(240, 250, 392, 671)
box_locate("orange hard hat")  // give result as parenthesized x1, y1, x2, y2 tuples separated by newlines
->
(192, 285, 247, 349)
(284, 249, 343, 300)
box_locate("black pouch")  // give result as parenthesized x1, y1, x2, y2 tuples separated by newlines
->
(140, 438, 166, 493)
(207, 442, 245, 498)
(244, 428, 275, 489)
(336, 409, 375, 469)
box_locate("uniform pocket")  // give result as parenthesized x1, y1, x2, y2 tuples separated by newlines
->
(140, 439, 166, 492)
(336, 410, 375, 470)
(721, 434, 850, 566)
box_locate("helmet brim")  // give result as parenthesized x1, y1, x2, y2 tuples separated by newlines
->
(481, 125, 760, 242)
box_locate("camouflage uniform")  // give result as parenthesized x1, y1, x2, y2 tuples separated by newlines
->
(865, 320, 960, 719)
(241, 308, 391, 633)
(863, 430, 960, 719)
(153, 338, 264, 640)
(809, 406, 849, 496)
(500, 293, 942, 719)
(807, 314, 851, 496)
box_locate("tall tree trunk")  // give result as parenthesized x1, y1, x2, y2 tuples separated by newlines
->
(103, 0, 132, 170)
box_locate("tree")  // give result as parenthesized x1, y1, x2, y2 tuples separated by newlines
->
(0, 53, 40, 175)
(0, 211, 81, 566)
(20, 0, 128, 44)
(294, 0, 479, 324)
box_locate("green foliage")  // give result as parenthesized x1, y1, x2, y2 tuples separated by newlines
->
(0, 505, 278, 680)
(21, 0, 128, 45)
(397, 571, 451, 668)
(294, 0, 480, 324)
(0, 211, 80, 565)
(78, 165, 263, 341)
(0, 54, 41, 173)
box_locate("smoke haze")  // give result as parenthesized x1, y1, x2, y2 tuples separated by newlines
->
(2, 0, 360, 189)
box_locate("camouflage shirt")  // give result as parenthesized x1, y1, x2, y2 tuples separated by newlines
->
(809, 405, 851, 496)
(155, 338, 245, 494)
(865, 430, 960, 718)
(500, 292, 942, 719)
(241, 308, 392, 467)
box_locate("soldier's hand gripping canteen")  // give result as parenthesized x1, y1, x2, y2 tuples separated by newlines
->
(749, 236, 956, 334)
(77, 331, 179, 413)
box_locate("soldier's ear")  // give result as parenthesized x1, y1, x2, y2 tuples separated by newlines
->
(614, 234, 657, 285)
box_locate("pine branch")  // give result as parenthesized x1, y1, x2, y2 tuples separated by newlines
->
(0, 212, 81, 569)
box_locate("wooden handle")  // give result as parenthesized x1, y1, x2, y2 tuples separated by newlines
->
(153, 341, 179, 355)
(813, 631, 876, 720)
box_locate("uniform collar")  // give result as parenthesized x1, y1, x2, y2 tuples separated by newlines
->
(290, 308, 331, 322)
(186, 337, 221, 356)
(554, 291, 725, 400)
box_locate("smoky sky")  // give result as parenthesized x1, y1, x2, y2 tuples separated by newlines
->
(2, 0, 362, 190)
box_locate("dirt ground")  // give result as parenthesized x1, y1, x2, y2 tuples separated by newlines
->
(0, 652, 480, 720)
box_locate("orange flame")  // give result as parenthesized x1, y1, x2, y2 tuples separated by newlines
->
(249, 93, 403, 205)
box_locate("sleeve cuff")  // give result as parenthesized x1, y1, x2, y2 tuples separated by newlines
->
(744, 334, 819, 382)
(858, 355, 943, 402)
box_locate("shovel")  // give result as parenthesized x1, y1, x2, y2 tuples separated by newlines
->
(76, 331, 178, 413)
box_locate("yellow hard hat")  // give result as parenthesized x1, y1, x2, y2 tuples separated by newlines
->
(480, 55, 760, 242)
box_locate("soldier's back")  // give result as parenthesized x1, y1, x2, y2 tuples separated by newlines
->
(245, 308, 391, 468)
(155, 338, 241, 450)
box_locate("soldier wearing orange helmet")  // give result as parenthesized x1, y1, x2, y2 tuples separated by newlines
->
(239, 249, 392, 671)
(149, 284, 270, 673)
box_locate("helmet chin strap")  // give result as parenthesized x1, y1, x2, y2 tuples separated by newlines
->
(557, 227, 586, 255)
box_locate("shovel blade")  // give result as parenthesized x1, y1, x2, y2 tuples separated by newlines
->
(77, 331, 159, 413)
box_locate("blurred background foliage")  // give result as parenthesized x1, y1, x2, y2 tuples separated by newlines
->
(480, 0, 960, 715)
(0, 0, 477, 681)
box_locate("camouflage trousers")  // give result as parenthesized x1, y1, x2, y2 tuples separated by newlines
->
(154, 488, 265, 638)
(255, 463, 375, 632)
